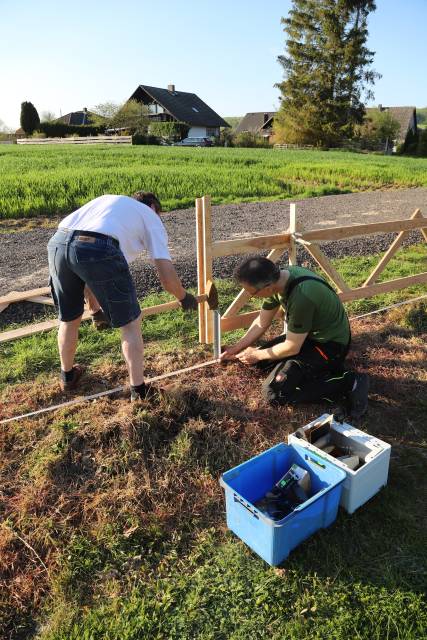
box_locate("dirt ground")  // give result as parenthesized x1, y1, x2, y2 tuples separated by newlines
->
(0, 308, 426, 638)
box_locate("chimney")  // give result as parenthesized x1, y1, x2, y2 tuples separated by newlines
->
(263, 112, 269, 124)
(83, 107, 88, 113)
(378, 104, 383, 111)
(168, 84, 175, 92)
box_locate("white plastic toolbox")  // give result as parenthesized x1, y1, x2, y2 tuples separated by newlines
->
(288, 414, 391, 514)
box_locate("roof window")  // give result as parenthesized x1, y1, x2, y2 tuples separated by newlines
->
(192, 107, 199, 113)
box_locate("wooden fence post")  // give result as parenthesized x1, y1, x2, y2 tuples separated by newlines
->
(289, 203, 297, 265)
(202, 196, 214, 343)
(196, 197, 206, 343)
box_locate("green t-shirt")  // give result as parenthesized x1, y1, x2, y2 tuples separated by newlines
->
(262, 266, 350, 345)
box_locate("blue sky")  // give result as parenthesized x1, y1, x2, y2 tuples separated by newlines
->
(1, 0, 426, 129)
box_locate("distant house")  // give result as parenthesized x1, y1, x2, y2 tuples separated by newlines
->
(127, 84, 229, 138)
(234, 112, 276, 140)
(366, 105, 417, 147)
(54, 107, 100, 126)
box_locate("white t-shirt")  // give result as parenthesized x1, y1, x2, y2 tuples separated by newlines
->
(58, 194, 171, 264)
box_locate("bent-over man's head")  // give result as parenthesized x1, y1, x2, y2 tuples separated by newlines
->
(132, 191, 162, 215)
(234, 256, 281, 296)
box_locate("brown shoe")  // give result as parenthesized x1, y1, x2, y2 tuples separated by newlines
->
(91, 309, 111, 331)
(60, 365, 85, 392)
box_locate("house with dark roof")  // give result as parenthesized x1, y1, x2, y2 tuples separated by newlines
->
(366, 105, 417, 147)
(234, 112, 276, 140)
(127, 84, 229, 138)
(54, 107, 101, 126)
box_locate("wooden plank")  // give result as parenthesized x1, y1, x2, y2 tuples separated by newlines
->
(338, 272, 427, 303)
(196, 197, 206, 343)
(221, 310, 259, 332)
(141, 291, 211, 317)
(202, 196, 214, 343)
(222, 247, 286, 319)
(212, 233, 290, 258)
(0, 311, 92, 344)
(417, 208, 427, 242)
(24, 296, 55, 306)
(303, 243, 351, 292)
(0, 287, 50, 306)
(363, 209, 423, 287)
(301, 218, 427, 243)
(288, 203, 297, 266)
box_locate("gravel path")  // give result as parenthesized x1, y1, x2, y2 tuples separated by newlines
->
(1, 187, 426, 326)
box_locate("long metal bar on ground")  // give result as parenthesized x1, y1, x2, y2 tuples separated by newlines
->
(0, 358, 219, 425)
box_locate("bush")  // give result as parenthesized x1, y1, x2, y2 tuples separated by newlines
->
(401, 128, 419, 155)
(20, 101, 40, 135)
(38, 122, 106, 137)
(132, 134, 159, 145)
(218, 128, 235, 147)
(234, 132, 270, 148)
(417, 129, 427, 157)
(149, 121, 189, 141)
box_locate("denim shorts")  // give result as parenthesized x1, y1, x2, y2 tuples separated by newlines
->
(47, 228, 141, 328)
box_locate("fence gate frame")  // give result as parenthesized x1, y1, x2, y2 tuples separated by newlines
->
(195, 198, 427, 343)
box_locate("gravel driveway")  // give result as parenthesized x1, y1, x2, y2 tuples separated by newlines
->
(1, 188, 426, 325)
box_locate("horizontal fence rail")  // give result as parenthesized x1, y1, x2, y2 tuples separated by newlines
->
(17, 136, 132, 145)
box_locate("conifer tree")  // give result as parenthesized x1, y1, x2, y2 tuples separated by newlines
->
(274, 0, 379, 146)
(20, 102, 40, 135)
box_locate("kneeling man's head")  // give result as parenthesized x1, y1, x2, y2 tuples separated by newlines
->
(234, 256, 280, 296)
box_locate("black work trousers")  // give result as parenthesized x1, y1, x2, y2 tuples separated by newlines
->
(257, 334, 353, 406)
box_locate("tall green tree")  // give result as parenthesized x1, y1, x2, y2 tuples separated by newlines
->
(20, 101, 40, 135)
(110, 100, 149, 133)
(274, 0, 379, 146)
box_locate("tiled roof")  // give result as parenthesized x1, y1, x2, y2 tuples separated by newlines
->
(366, 106, 416, 143)
(234, 112, 277, 135)
(128, 85, 230, 127)
(55, 110, 99, 126)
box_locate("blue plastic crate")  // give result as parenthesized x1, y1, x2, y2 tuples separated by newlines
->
(220, 442, 346, 566)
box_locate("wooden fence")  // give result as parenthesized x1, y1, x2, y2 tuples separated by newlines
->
(17, 136, 132, 145)
(0, 197, 426, 344)
(196, 196, 427, 343)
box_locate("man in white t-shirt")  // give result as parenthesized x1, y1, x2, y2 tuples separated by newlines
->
(47, 192, 197, 400)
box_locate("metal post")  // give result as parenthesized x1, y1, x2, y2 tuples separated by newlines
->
(213, 310, 221, 359)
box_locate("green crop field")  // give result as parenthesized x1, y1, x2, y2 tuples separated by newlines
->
(2, 144, 427, 219)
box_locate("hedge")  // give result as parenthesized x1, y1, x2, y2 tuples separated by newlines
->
(38, 122, 106, 137)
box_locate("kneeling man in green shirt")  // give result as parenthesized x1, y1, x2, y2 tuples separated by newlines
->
(220, 256, 368, 420)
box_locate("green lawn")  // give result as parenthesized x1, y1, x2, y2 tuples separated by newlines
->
(1, 248, 426, 639)
(2, 145, 427, 218)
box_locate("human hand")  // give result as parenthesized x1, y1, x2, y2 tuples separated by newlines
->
(179, 291, 198, 311)
(219, 344, 242, 361)
(236, 347, 265, 365)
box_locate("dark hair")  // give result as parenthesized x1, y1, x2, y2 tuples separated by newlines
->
(132, 191, 162, 214)
(234, 256, 281, 289)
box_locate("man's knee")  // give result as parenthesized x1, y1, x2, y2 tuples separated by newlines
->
(262, 359, 304, 405)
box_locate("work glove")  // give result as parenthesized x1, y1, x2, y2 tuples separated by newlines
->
(179, 291, 198, 311)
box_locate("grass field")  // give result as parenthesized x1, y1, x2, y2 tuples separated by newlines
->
(1, 249, 426, 639)
(2, 145, 427, 219)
